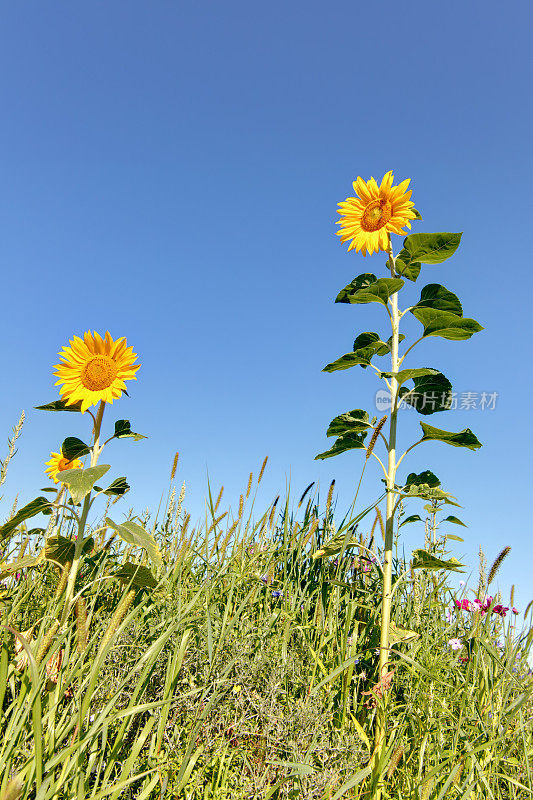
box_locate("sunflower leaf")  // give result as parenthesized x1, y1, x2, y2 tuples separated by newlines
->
(0, 497, 51, 543)
(411, 308, 483, 341)
(315, 431, 368, 460)
(412, 549, 466, 573)
(413, 284, 463, 316)
(405, 470, 441, 488)
(60, 465, 111, 504)
(443, 515, 467, 527)
(44, 535, 94, 567)
(0, 552, 45, 579)
(399, 372, 453, 415)
(401, 232, 463, 264)
(323, 353, 374, 372)
(336, 274, 404, 306)
(389, 621, 420, 645)
(105, 518, 163, 568)
(112, 562, 158, 590)
(114, 420, 147, 441)
(61, 437, 90, 461)
(399, 514, 423, 528)
(103, 477, 130, 496)
(380, 367, 439, 388)
(35, 400, 82, 412)
(419, 422, 482, 450)
(326, 410, 372, 438)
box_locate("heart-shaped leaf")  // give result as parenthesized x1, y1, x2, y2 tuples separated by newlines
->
(413, 284, 463, 316)
(0, 552, 45, 579)
(60, 465, 111, 504)
(401, 232, 462, 264)
(315, 431, 367, 460)
(380, 368, 439, 388)
(326, 410, 371, 438)
(419, 422, 482, 450)
(114, 420, 147, 441)
(443, 515, 467, 527)
(411, 549, 465, 573)
(61, 437, 91, 461)
(411, 308, 483, 341)
(112, 562, 158, 589)
(102, 477, 130, 496)
(336, 274, 404, 306)
(106, 518, 163, 568)
(44, 535, 94, 567)
(0, 497, 51, 543)
(324, 353, 374, 372)
(35, 400, 82, 412)
(400, 372, 453, 415)
(405, 470, 441, 488)
(399, 514, 423, 528)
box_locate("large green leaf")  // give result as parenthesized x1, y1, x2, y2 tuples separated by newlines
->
(112, 562, 158, 590)
(114, 420, 147, 441)
(106, 518, 163, 568)
(380, 367, 439, 388)
(399, 514, 423, 528)
(443, 516, 467, 527)
(413, 284, 463, 316)
(35, 400, 82, 412)
(411, 308, 483, 341)
(323, 353, 375, 372)
(401, 484, 460, 506)
(61, 437, 91, 461)
(394, 258, 421, 282)
(0, 497, 50, 543)
(419, 422, 482, 450)
(0, 552, 44, 579)
(44, 535, 94, 567)
(315, 432, 367, 460)
(401, 232, 462, 265)
(400, 372, 453, 415)
(102, 477, 130, 496)
(389, 621, 419, 645)
(326, 410, 371, 438)
(405, 470, 440, 488)
(411, 549, 465, 573)
(336, 274, 404, 306)
(60, 465, 111, 504)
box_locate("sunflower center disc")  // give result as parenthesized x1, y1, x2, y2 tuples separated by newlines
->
(81, 355, 118, 391)
(361, 199, 392, 232)
(58, 457, 73, 471)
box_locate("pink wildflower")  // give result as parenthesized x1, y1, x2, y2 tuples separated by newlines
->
(448, 638, 463, 651)
(455, 599, 471, 611)
(492, 604, 509, 617)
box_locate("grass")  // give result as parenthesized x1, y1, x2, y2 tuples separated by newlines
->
(0, 456, 532, 800)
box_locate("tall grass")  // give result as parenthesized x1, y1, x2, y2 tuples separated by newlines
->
(1, 458, 532, 799)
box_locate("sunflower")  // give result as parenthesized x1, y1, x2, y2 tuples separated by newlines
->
(54, 331, 140, 413)
(336, 171, 416, 256)
(45, 451, 83, 484)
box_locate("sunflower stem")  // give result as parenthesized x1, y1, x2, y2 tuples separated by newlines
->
(60, 402, 106, 625)
(372, 237, 399, 793)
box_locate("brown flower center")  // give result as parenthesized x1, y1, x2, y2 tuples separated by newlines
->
(361, 199, 392, 232)
(81, 355, 118, 391)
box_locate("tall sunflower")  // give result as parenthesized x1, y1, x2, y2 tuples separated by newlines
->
(336, 171, 416, 256)
(45, 450, 83, 484)
(54, 331, 140, 413)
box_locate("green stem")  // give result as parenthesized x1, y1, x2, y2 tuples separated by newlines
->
(60, 401, 105, 625)
(373, 237, 399, 781)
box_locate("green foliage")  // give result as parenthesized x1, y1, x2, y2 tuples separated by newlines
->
(412, 283, 463, 315)
(61, 436, 91, 460)
(411, 307, 484, 340)
(395, 232, 463, 281)
(60, 464, 111, 504)
(400, 371, 453, 414)
(106, 518, 164, 568)
(411, 548, 466, 572)
(0, 497, 50, 543)
(112, 562, 158, 589)
(419, 421, 482, 450)
(335, 273, 404, 305)
(114, 419, 147, 441)
(34, 399, 82, 412)
(405, 470, 440, 488)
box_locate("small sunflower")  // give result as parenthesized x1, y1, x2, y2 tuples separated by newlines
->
(45, 451, 83, 484)
(54, 331, 140, 413)
(336, 171, 416, 256)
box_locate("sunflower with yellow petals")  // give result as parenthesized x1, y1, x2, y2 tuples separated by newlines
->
(54, 331, 140, 413)
(45, 451, 83, 484)
(336, 171, 416, 256)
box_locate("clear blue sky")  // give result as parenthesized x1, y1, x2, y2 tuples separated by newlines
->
(1, 0, 532, 619)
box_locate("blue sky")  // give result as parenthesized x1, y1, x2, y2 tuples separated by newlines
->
(1, 0, 532, 621)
